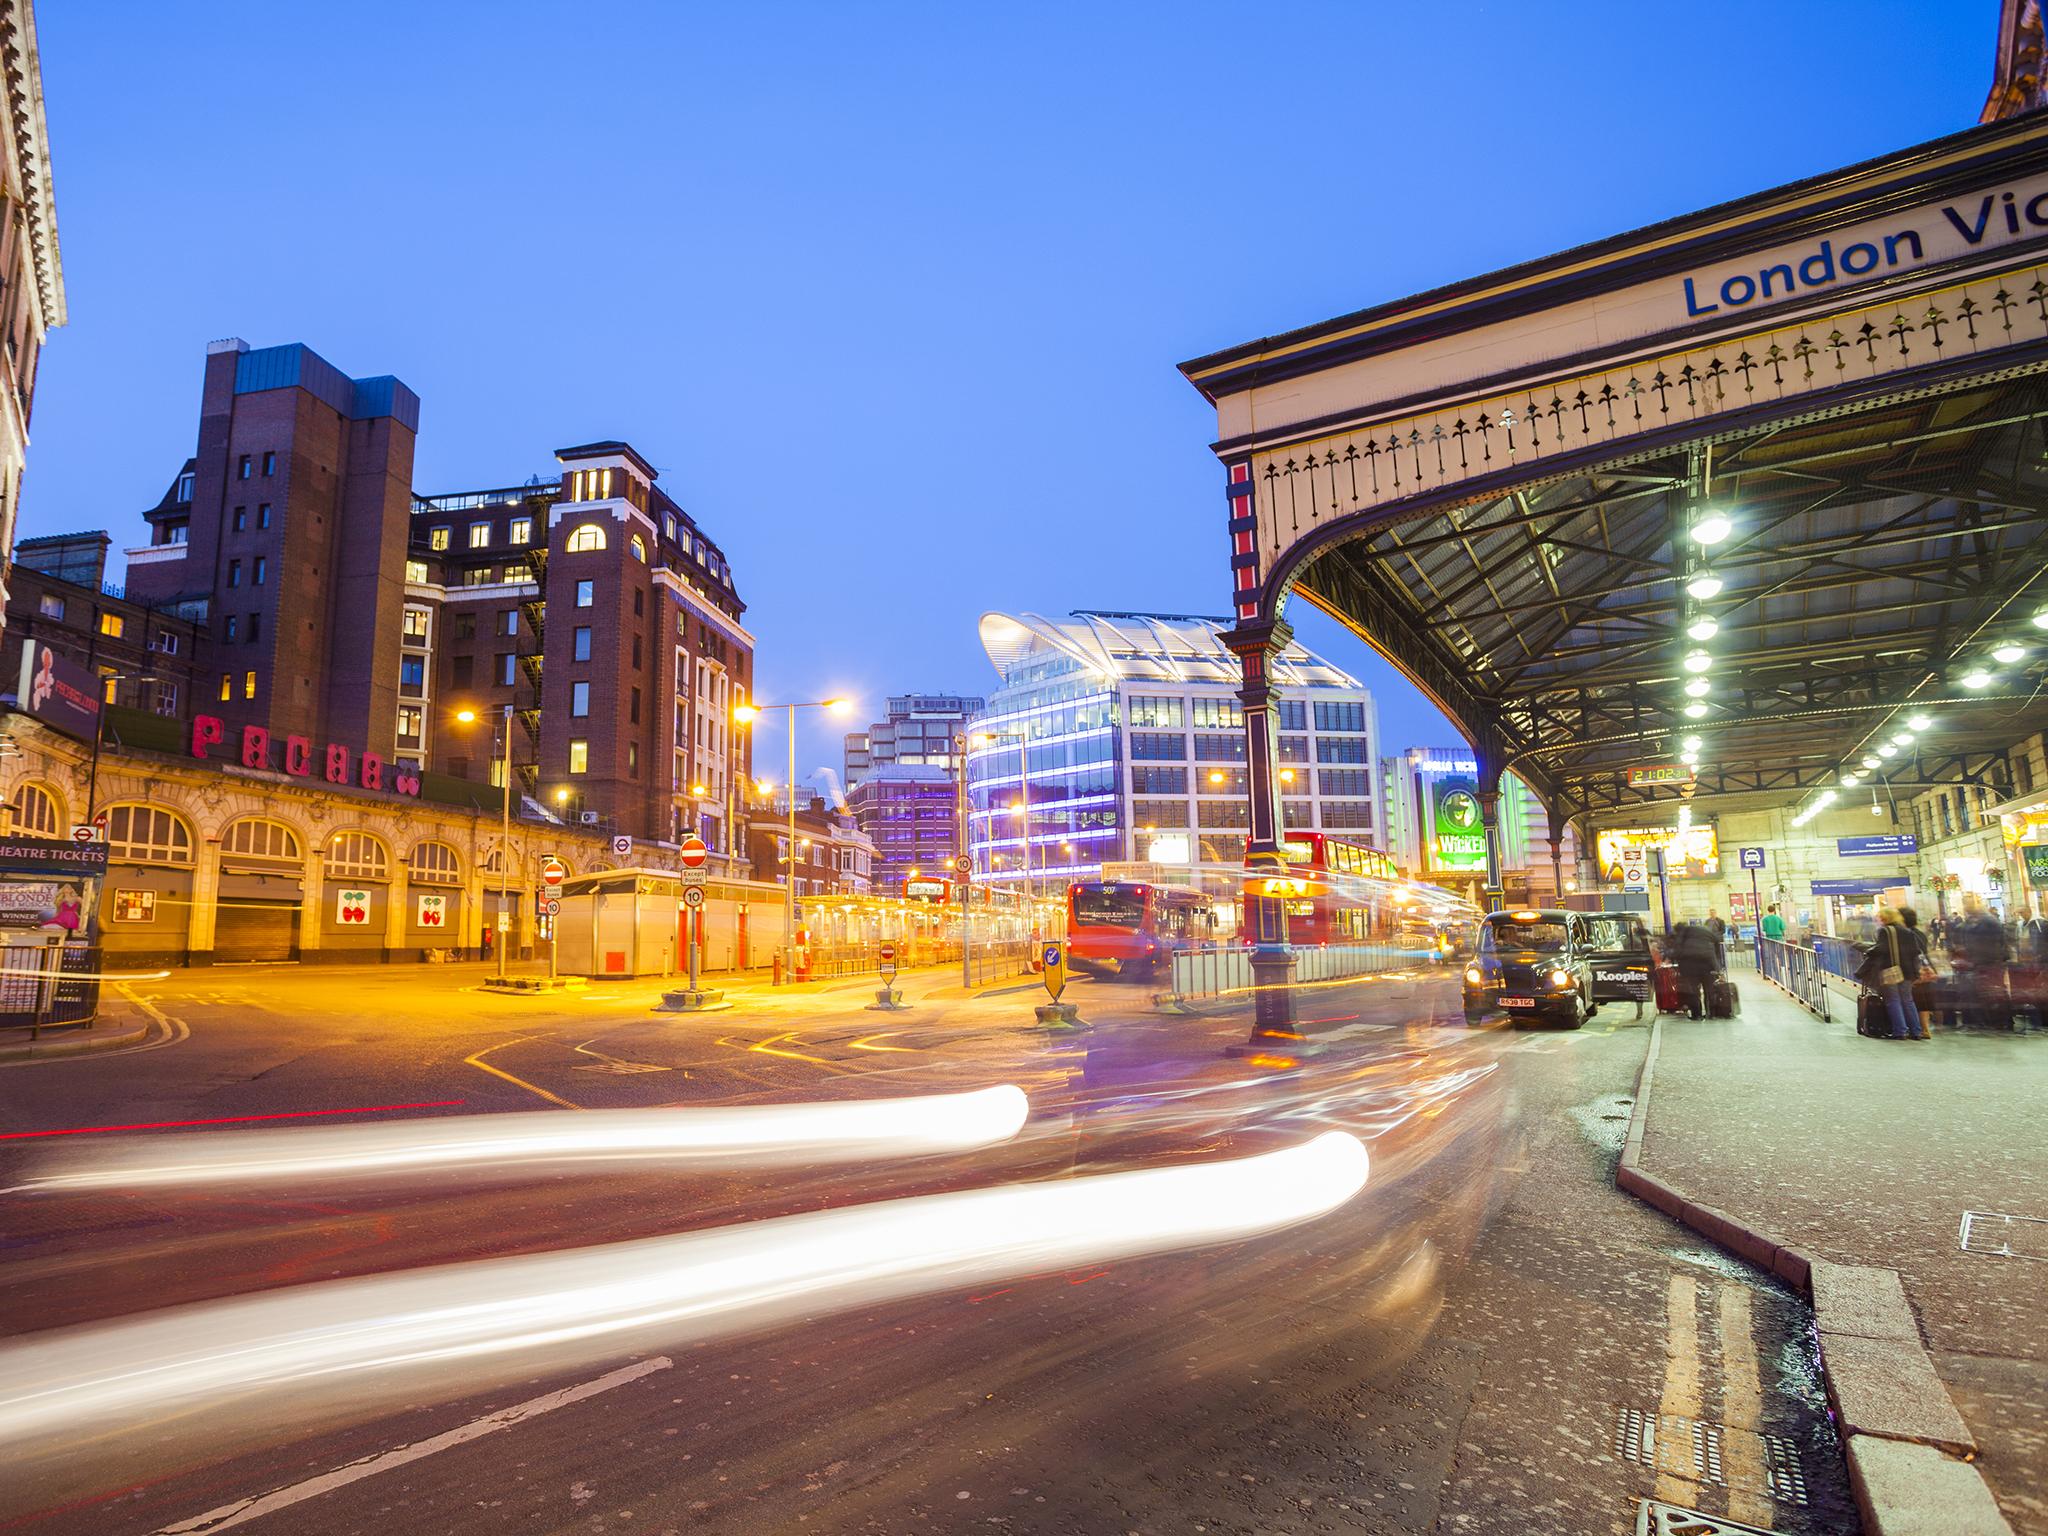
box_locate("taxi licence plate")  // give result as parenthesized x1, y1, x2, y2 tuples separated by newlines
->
(1498, 996, 1535, 1008)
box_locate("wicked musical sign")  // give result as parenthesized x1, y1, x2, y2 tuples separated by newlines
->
(189, 715, 422, 799)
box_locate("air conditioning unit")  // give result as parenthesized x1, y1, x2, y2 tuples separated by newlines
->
(579, 811, 600, 825)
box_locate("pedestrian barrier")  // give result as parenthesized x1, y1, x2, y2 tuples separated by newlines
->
(0, 939, 100, 1038)
(1755, 935, 1830, 1019)
(1163, 941, 1422, 1006)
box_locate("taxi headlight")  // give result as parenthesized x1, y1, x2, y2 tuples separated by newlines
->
(1464, 967, 1483, 986)
(1548, 968, 1573, 988)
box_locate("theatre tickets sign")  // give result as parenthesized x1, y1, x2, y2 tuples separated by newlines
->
(189, 715, 423, 799)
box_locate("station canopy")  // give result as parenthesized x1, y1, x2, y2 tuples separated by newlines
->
(1182, 108, 2048, 826)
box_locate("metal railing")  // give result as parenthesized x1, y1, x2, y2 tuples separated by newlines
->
(0, 939, 101, 1037)
(1755, 935, 1831, 1019)
(1164, 941, 1422, 1006)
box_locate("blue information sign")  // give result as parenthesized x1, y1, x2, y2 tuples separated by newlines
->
(1738, 847, 1765, 870)
(1836, 833, 1918, 857)
(1810, 875, 1907, 896)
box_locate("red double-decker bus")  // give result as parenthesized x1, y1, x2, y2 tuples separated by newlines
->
(1256, 832, 1401, 946)
(1065, 881, 1220, 980)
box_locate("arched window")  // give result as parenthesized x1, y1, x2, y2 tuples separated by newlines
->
(325, 830, 390, 880)
(408, 841, 463, 885)
(629, 534, 647, 563)
(221, 817, 302, 862)
(586, 861, 614, 874)
(481, 847, 505, 875)
(566, 523, 606, 553)
(107, 804, 194, 865)
(10, 781, 63, 837)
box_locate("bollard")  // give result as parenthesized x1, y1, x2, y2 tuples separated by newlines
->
(1035, 1000, 1084, 1030)
(865, 986, 909, 1012)
(655, 986, 728, 1013)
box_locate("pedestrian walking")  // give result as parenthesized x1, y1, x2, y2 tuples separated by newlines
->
(1899, 905, 1937, 1039)
(1760, 904, 1786, 943)
(1857, 905, 1924, 1040)
(1670, 920, 1719, 1020)
(1956, 893, 2011, 1027)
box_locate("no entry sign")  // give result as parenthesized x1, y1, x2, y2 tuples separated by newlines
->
(541, 859, 566, 889)
(679, 836, 708, 869)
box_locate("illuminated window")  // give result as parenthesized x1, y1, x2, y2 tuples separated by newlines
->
(405, 559, 429, 584)
(100, 669, 118, 703)
(664, 513, 676, 540)
(407, 841, 462, 886)
(325, 831, 390, 881)
(219, 674, 232, 701)
(628, 742, 639, 777)
(107, 804, 195, 865)
(503, 564, 532, 585)
(99, 613, 125, 638)
(243, 670, 257, 699)
(221, 817, 301, 862)
(510, 517, 532, 544)
(571, 468, 615, 503)
(429, 527, 451, 551)
(629, 534, 647, 563)
(569, 740, 589, 774)
(567, 523, 606, 553)
(10, 782, 62, 836)
(468, 521, 491, 549)
(396, 706, 423, 742)
(402, 607, 430, 640)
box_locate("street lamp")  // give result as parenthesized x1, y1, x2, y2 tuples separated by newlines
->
(736, 697, 853, 981)
(457, 703, 515, 981)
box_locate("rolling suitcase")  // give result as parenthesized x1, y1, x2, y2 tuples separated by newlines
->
(1707, 975, 1739, 1018)
(1855, 989, 1890, 1038)
(1654, 962, 1683, 1014)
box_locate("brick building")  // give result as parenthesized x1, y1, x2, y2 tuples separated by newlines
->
(3, 532, 202, 720)
(406, 441, 753, 856)
(124, 339, 421, 759)
(108, 342, 754, 856)
(846, 763, 960, 895)
(747, 794, 874, 900)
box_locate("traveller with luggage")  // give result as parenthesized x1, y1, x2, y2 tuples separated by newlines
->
(1669, 920, 1722, 1020)
(1855, 905, 1926, 1040)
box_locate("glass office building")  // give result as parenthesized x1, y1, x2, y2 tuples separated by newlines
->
(965, 611, 1380, 888)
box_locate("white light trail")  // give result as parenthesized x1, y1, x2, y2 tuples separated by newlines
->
(13, 1085, 1031, 1194)
(0, 1133, 1368, 1453)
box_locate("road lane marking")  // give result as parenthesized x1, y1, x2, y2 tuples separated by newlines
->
(464, 1038, 582, 1111)
(850, 1031, 917, 1053)
(1717, 1285, 1775, 1526)
(0, 1101, 466, 1140)
(1654, 1274, 1704, 1504)
(570, 1039, 670, 1074)
(152, 1355, 673, 1534)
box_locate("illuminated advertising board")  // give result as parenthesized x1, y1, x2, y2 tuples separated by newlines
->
(1427, 773, 1487, 872)
(1596, 824, 1720, 881)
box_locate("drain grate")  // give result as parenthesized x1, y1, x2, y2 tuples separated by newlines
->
(1614, 1409, 1807, 1505)
(1615, 1406, 1658, 1467)
(1636, 1500, 1785, 1536)
(1761, 1434, 1808, 1506)
(1960, 1210, 2048, 1261)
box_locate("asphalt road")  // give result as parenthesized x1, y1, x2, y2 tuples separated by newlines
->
(0, 966, 1857, 1535)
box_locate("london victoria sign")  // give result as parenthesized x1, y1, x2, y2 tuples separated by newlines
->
(1680, 173, 2048, 320)
(189, 715, 422, 798)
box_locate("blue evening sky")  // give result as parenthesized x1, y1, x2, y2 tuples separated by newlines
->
(25, 2, 1987, 774)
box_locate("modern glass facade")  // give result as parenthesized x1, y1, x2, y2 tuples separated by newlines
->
(966, 611, 1381, 887)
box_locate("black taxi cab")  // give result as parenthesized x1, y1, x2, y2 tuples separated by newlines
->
(1462, 908, 1598, 1028)
(1582, 910, 1655, 1019)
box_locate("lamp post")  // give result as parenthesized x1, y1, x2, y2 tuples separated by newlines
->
(733, 698, 852, 982)
(456, 704, 514, 980)
(84, 671, 128, 828)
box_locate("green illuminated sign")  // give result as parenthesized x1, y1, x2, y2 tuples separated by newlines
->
(1431, 773, 1486, 872)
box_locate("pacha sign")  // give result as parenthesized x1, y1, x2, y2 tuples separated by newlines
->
(190, 715, 422, 798)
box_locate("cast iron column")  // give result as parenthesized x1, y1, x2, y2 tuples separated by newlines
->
(1476, 786, 1506, 913)
(1222, 616, 1299, 1046)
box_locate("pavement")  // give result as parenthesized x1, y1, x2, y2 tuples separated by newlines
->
(1628, 965, 2045, 1534)
(0, 962, 1864, 1534)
